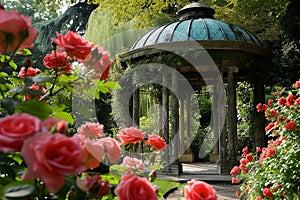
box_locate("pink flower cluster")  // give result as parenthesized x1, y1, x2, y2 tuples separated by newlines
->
(0, 113, 83, 193)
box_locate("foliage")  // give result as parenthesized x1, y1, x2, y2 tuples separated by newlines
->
(232, 80, 300, 199)
(4, 0, 58, 23)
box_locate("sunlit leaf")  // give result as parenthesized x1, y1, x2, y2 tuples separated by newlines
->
(15, 99, 52, 120)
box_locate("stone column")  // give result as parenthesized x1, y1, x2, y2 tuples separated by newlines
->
(227, 67, 238, 162)
(186, 94, 192, 152)
(171, 74, 179, 162)
(170, 71, 182, 174)
(132, 88, 140, 127)
(210, 83, 220, 162)
(132, 88, 140, 154)
(162, 76, 170, 165)
(179, 99, 185, 155)
(181, 93, 194, 162)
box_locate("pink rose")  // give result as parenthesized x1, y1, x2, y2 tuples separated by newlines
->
(43, 50, 72, 72)
(42, 117, 68, 134)
(144, 134, 167, 150)
(98, 137, 121, 164)
(21, 133, 85, 194)
(0, 113, 42, 152)
(121, 156, 144, 173)
(73, 135, 104, 170)
(184, 179, 217, 200)
(51, 31, 94, 61)
(18, 67, 41, 78)
(78, 122, 105, 139)
(117, 126, 145, 145)
(0, 9, 38, 53)
(115, 174, 157, 200)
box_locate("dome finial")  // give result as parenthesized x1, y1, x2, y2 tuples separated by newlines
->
(177, 2, 215, 20)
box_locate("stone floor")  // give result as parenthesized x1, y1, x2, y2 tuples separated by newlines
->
(158, 162, 240, 200)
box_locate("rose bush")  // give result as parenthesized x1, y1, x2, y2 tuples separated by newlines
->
(0, 8, 218, 200)
(232, 80, 300, 199)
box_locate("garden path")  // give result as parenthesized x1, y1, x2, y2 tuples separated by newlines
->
(158, 162, 239, 200)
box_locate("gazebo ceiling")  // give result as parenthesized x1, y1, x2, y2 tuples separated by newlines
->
(131, 2, 261, 50)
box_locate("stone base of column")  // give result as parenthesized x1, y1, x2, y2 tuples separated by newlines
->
(159, 163, 183, 175)
(179, 153, 194, 163)
(217, 160, 239, 175)
(209, 152, 219, 162)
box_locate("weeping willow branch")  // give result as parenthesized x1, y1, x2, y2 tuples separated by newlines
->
(33, 1, 99, 53)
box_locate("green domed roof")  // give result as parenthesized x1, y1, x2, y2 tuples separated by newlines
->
(131, 2, 261, 50)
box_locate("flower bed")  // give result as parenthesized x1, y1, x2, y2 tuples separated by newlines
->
(232, 80, 300, 199)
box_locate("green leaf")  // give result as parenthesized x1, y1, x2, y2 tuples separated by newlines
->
(8, 86, 25, 94)
(18, 48, 32, 56)
(1, 97, 20, 114)
(53, 111, 74, 124)
(31, 75, 53, 83)
(96, 85, 110, 93)
(8, 61, 17, 70)
(3, 182, 35, 200)
(15, 99, 52, 120)
(103, 81, 122, 89)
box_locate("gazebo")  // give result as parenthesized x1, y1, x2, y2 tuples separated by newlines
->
(115, 2, 272, 174)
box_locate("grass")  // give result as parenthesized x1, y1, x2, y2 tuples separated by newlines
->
(153, 179, 182, 198)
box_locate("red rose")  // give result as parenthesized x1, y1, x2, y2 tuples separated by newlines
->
(263, 187, 273, 198)
(284, 121, 296, 131)
(0, 113, 42, 152)
(232, 177, 239, 184)
(230, 166, 240, 176)
(117, 126, 145, 145)
(76, 174, 111, 198)
(286, 93, 296, 106)
(246, 153, 254, 162)
(0, 9, 38, 53)
(115, 174, 157, 200)
(265, 122, 275, 132)
(240, 158, 249, 166)
(242, 146, 248, 155)
(18, 67, 41, 78)
(256, 103, 268, 112)
(256, 147, 261, 152)
(84, 46, 112, 81)
(293, 79, 300, 88)
(51, 31, 94, 61)
(24, 84, 46, 101)
(184, 179, 217, 200)
(294, 97, 300, 106)
(256, 196, 263, 200)
(43, 50, 72, 72)
(21, 133, 85, 194)
(144, 134, 167, 150)
(236, 191, 241, 197)
(278, 97, 287, 106)
(268, 99, 273, 105)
